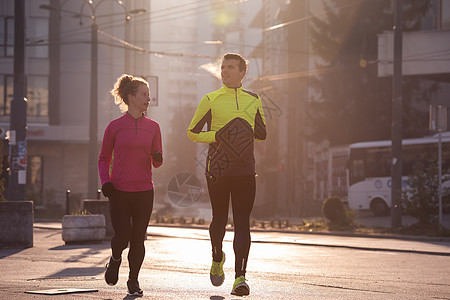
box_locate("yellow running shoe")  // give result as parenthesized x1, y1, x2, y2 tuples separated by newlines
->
(231, 275, 250, 296)
(210, 252, 225, 286)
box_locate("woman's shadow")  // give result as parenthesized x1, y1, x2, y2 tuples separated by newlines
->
(118, 294, 226, 299)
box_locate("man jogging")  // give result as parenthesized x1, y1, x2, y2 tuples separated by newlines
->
(187, 53, 266, 296)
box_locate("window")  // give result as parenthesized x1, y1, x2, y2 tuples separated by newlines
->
(27, 17, 48, 58)
(0, 74, 13, 116)
(27, 75, 49, 118)
(0, 74, 48, 118)
(442, 0, 450, 29)
(419, 0, 439, 30)
(349, 159, 365, 186)
(26, 156, 43, 207)
(418, 0, 450, 30)
(0, 16, 14, 57)
(1, 16, 49, 58)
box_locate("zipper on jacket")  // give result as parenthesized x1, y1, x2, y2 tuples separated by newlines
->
(235, 88, 239, 110)
(207, 156, 211, 172)
(135, 119, 138, 135)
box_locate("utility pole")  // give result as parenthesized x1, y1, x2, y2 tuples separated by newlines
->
(9, 0, 27, 201)
(391, 0, 403, 229)
(87, 22, 99, 199)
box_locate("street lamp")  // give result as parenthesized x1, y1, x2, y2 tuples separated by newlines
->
(41, 1, 146, 199)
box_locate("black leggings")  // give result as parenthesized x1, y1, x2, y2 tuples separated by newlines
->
(207, 175, 255, 278)
(109, 189, 154, 281)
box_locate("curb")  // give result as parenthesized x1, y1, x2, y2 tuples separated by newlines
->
(147, 223, 450, 243)
(33, 220, 450, 243)
(33, 221, 450, 256)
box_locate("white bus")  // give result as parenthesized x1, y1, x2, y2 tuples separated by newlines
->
(347, 133, 450, 216)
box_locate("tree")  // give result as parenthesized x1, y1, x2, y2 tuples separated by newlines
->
(402, 160, 449, 225)
(308, 0, 434, 146)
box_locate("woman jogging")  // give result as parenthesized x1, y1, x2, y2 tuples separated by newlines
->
(99, 74, 163, 296)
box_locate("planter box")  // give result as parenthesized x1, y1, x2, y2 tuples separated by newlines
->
(62, 214, 105, 244)
(82, 199, 148, 240)
(82, 199, 113, 239)
(0, 201, 34, 249)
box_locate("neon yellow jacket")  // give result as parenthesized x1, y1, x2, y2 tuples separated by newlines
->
(187, 84, 266, 176)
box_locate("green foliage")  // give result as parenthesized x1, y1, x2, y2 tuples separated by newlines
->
(308, 0, 434, 145)
(402, 161, 449, 225)
(26, 189, 43, 206)
(322, 196, 348, 225)
(71, 209, 91, 216)
(0, 178, 6, 202)
(69, 192, 82, 213)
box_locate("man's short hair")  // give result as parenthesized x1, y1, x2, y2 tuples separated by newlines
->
(222, 53, 248, 72)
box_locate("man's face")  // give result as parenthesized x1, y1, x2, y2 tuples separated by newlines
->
(221, 59, 245, 88)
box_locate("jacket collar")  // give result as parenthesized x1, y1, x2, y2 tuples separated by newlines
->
(222, 84, 243, 92)
(124, 111, 145, 121)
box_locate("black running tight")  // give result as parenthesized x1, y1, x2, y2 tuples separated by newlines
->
(109, 189, 154, 281)
(207, 175, 256, 278)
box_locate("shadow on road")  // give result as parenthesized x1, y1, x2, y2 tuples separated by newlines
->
(42, 267, 105, 279)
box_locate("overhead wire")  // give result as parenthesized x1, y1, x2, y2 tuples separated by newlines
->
(37, 0, 218, 42)
(30, 0, 449, 80)
(98, 28, 219, 59)
(97, 0, 248, 33)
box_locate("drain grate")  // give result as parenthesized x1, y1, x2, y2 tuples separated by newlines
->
(25, 288, 98, 295)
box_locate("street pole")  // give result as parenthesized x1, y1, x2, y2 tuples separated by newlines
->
(391, 0, 403, 229)
(87, 22, 99, 199)
(9, 0, 27, 201)
(438, 121, 443, 233)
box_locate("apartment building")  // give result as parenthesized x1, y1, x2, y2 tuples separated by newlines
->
(1, 0, 151, 209)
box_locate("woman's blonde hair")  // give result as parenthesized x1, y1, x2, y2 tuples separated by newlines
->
(110, 74, 148, 112)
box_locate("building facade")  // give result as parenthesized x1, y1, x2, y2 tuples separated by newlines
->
(1, 0, 151, 210)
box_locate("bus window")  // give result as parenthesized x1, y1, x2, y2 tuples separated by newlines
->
(349, 159, 364, 185)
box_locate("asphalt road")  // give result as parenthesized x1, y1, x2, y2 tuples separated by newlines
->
(0, 223, 449, 299)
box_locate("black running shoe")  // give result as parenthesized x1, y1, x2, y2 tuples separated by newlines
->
(127, 279, 143, 296)
(104, 256, 121, 286)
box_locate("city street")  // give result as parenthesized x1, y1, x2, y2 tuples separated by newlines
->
(0, 223, 449, 299)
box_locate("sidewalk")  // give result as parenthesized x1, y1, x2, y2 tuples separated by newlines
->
(35, 220, 450, 255)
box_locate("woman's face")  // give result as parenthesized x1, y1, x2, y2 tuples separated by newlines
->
(128, 84, 151, 113)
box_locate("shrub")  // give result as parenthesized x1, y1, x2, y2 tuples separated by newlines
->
(322, 196, 348, 225)
(402, 160, 449, 225)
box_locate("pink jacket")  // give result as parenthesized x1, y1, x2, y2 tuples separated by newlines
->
(98, 113, 163, 192)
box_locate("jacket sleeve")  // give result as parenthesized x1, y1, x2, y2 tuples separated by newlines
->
(187, 95, 216, 143)
(98, 124, 114, 186)
(254, 96, 267, 141)
(151, 123, 163, 168)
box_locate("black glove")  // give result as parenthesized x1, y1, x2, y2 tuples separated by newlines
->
(102, 182, 114, 198)
(151, 151, 163, 163)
